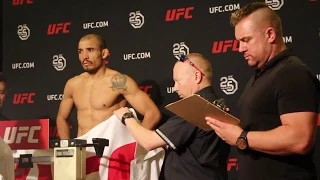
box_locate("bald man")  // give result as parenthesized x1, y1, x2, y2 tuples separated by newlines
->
(114, 53, 230, 180)
(205, 2, 320, 180)
(56, 33, 161, 139)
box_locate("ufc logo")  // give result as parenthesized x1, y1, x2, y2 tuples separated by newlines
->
(12, 0, 33, 5)
(212, 40, 239, 54)
(13, 93, 35, 104)
(139, 85, 152, 96)
(227, 158, 239, 171)
(165, 7, 194, 21)
(4, 126, 41, 144)
(47, 22, 71, 35)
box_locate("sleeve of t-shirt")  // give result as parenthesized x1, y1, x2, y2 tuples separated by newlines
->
(155, 116, 197, 151)
(273, 63, 319, 115)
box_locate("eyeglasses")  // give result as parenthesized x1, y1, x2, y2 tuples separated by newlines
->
(179, 54, 205, 76)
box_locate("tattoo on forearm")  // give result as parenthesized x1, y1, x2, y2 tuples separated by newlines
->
(110, 74, 128, 91)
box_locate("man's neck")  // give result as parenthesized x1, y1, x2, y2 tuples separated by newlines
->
(88, 66, 107, 79)
(196, 82, 211, 93)
(268, 42, 287, 62)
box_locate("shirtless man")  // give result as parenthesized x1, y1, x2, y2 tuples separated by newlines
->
(56, 33, 161, 139)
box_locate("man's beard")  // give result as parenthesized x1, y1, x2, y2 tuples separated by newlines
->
(84, 66, 100, 74)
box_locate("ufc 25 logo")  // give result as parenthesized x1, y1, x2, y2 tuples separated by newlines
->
(4, 126, 41, 143)
(173, 42, 189, 59)
(166, 7, 194, 21)
(265, 0, 284, 10)
(12, 0, 33, 5)
(17, 24, 30, 40)
(220, 75, 238, 95)
(47, 22, 71, 35)
(227, 158, 239, 171)
(129, 11, 144, 29)
(53, 54, 67, 71)
(13, 93, 35, 104)
(212, 40, 239, 54)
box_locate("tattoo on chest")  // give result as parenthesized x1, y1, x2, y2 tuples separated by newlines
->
(110, 74, 128, 91)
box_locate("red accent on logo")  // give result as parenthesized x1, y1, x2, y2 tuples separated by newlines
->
(139, 85, 153, 96)
(227, 158, 238, 171)
(0, 119, 49, 150)
(12, 0, 33, 5)
(165, 7, 194, 21)
(212, 40, 239, 54)
(13, 93, 35, 104)
(47, 22, 71, 35)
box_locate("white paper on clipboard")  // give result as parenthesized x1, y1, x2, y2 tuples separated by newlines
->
(165, 94, 240, 131)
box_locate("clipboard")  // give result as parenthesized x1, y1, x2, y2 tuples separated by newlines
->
(165, 94, 240, 131)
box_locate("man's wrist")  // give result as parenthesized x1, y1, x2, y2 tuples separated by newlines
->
(121, 112, 134, 125)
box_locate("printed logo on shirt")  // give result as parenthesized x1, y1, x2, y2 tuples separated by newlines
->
(209, 3, 240, 14)
(316, 74, 320, 81)
(220, 75, 238, 95)
(129, 11, 144, 29)
(173, 42, 190, 59)
(265, 0, 284, 10)
(17, 24, 30, 40)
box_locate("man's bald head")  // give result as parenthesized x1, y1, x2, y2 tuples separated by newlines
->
(173, 53, 213, 98)
(230, 2, 283, 40)
(79, 33, 106, 50)
(187, 53, 213, 82)
(175, 53, 213, 83)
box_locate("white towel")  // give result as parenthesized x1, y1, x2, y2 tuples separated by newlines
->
(0, 137, 14, 180)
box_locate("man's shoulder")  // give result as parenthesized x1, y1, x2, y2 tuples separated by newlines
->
(106, 70, 133, 79)
(105, 70, 137, 87)
(67, 73, 86, 84)
(276, 57, 315, 78)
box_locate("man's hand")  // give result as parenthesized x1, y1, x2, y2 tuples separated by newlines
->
(205, 117, 242, 146)
(114, 107, 131, 120)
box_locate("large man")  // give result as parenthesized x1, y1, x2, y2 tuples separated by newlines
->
(206, 2, 320, 180)
(114, 53, 230, 180)
(57, 33, 161, 139)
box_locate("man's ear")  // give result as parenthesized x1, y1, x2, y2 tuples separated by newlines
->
(102, 48, 109, 59)
(265, 27, 276, 44)
(195, 71, 202, 84)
